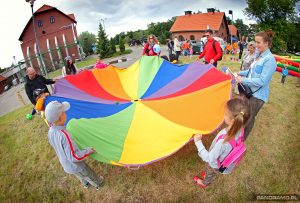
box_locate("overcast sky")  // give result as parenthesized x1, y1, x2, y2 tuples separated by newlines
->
(0, 0, 255, 68)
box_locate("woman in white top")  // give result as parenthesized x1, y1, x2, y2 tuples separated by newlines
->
(173, 36, 181, 61)
(240, 41, 256, 71)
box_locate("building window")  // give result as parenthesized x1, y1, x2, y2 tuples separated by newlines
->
(50, 16, 55, 24)
(179, 35, 184, 41)
(190, 35, 195, 40)
(37, 20, 43, 27)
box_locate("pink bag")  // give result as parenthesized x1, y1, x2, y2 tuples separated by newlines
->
(216, 128, 246, 173)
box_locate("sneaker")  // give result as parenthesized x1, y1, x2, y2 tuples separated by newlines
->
(193, 176, 207, 189)
(83, 182, 90, 189)
(200, 171, 206, 180)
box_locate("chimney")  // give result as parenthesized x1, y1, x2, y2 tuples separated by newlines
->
(184, 10, 192, 15)
(207, 8, 215, 13)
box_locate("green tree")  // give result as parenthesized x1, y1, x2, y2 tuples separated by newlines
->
(78, 31, 96, 55)
(96, 23, 110, 58)
(109, 38, 116, 55)
(234, 19, 250, 38)
(244, 0, 300, 53)
(119, 36, 125, 53)
(113, 34, 120, 45)
(226, 16, 233, 25)
(244, 0, 299, 24)
(248, 24, 258, 41)
(146, 17, 175, 44)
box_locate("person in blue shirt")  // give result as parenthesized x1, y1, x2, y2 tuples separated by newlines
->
(235, 30, 277, 140)
(281, 63, 289, 84)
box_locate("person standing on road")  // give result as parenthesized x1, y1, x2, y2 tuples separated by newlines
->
(25, 67, 56, 116)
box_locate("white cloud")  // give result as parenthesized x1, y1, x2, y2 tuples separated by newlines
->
(0, 0, 254, 68)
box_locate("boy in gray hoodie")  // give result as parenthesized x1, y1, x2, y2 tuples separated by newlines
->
(45, 100, 104, 190)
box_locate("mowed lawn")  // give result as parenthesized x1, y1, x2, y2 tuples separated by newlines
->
(0, 54, 299, 202)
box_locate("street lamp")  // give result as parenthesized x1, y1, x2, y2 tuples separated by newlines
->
(25, 0, 48, 78)
(229, 10, 233, 44)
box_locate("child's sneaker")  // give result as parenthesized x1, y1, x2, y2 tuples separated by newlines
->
(193, 176, 207, 189)
(200, 171, 206, 180)
(83, 182, 90, 189)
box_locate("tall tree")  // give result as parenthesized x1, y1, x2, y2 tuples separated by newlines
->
(244, 0, 299, 24)
(109, 38, 116, 55)
(96, 23, 110, 58)
(226, 16, 233, 25)
(119, 36, 125, 53)
(78, 31, 96, 56)
(146, 17, 175, 44)
(244, 0, 300, 53)
(234, 19, 250, 38)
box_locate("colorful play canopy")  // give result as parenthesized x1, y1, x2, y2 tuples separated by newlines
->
(45, 56, 231, 167)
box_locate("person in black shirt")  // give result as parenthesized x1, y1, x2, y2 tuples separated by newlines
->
(25, 67, 56, 116)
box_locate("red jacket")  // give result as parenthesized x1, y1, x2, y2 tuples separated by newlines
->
(142, 42, 158, 56)
(199, 38, 223, 63)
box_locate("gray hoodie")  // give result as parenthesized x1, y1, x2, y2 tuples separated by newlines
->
(48, 126, 93, 174)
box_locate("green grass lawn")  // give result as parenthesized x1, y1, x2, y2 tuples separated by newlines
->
(1, 54, 299, 202)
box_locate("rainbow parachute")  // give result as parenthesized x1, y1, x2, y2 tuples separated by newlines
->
(45, 56, 231, 167)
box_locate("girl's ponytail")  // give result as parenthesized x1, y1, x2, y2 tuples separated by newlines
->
(225, 98, 250, 142)
(225, 111, 245, 142)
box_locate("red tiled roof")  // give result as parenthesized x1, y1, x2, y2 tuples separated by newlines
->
(228, 25, 238, 36)
(170, 12, 225, 32)
(68, 14, 75, 21)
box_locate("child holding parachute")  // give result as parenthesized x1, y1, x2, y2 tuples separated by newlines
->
(193, 97, 250, 188)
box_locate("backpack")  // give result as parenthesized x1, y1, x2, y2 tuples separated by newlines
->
(216, 128, 246, 174)
(204, 40, 223, 61)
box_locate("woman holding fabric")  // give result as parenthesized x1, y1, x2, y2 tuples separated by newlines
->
(142, 34, 159, 56)
(235, 30, 277, 140)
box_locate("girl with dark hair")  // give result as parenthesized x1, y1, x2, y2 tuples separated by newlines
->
(62, 59, 77, 77)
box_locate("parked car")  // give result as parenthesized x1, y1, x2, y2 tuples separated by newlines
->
(190, 40, 204, 54)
